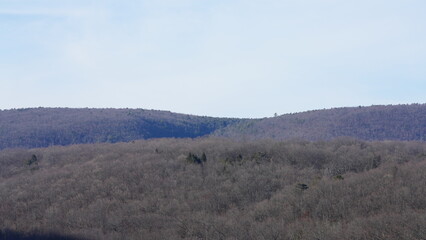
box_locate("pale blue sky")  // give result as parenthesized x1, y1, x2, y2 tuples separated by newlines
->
(1, 0, 425, 118)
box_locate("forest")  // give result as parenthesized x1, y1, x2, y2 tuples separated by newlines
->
(1, 104, 425, 151)
(0, 137, 425, 239)
(0, 108, 241, 150)
(215, 104, 426, 141)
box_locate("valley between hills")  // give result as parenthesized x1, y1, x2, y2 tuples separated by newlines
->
(0, 104, 425, 240)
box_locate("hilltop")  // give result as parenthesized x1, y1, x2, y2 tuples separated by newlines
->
(0, 108, 241, 150)
(214, 104, 426, 141)
(0, 104, 424, 150)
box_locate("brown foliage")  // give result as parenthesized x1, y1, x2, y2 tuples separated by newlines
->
(0, 138, 425, 239)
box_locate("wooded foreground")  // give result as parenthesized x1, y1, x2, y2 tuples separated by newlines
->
(0, 138, 425, 239)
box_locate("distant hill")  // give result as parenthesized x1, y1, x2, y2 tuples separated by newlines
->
(214, 104, 426, 141)
(0, 108, 241, 149)
(1, 104, 424, 150)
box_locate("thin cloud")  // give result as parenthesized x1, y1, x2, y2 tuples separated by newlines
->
(1, 1, 425, 117)
(0, 8, 91, 18)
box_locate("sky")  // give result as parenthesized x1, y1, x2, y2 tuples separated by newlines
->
(1, 0, 426, 118)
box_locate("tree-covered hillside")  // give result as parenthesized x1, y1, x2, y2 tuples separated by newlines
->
(0, 108, 241, 150)
(1, 104, 424, 150)
(0, 138, 425, 239)
(214, 104, 426, 141)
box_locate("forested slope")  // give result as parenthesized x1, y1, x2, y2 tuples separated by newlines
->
(214, 104, 426, 141)
(0, 108, 240, 150)
(1, 104, 424, 150)
(0, 138, 425, 239)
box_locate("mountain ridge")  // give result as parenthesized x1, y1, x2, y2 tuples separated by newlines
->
(214, 103, 426, 141)
(0, 107, 241, 150)
(0, 104, 425, 150)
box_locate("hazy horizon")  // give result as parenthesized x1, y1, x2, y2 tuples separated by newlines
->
(1, 1, 426, 118)
(1, 103, 425, 119)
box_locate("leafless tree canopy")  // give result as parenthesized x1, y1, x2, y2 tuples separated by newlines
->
(1, 138, 425, 239)
(1, 104, 425, 151)
(215, 104, 426, 141)
(0, 108, 240, 150)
